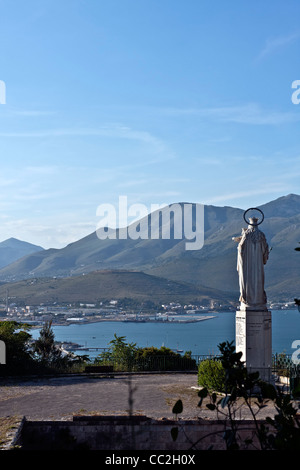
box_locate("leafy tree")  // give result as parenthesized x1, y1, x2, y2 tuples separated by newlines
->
(33, 321, 88, 372)
(0, 320, 35, 375)
(134, 346, 196, 371)
(95, 334, 138, 370)
(33, 321, 62, 364)
(95, 335, 196, 371)
(0, 319, 89, 375)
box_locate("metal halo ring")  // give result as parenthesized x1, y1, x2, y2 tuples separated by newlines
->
(243, 208, 264, 226)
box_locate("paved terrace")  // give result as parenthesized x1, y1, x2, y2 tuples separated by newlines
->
(0, 372, 284, 421)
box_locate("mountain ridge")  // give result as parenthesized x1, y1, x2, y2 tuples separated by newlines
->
(0, 194, 299, 303)
(0, 238, 44, 270)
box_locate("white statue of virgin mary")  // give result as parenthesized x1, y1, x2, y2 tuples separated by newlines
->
(233, 216, 269, 310)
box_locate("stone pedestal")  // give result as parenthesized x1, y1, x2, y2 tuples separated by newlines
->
(235, 309, 272, 382)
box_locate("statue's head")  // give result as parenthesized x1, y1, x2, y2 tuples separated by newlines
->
(249, 216, 259, 226)
(244, 208, 265, 229)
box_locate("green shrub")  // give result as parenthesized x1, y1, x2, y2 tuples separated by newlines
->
(95, 338, 197, 371)
(198, 358, 226, 392)
(134, 346, 196, 371)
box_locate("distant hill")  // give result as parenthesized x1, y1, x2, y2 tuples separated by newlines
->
(0, 194, 299, 303)
(0, 238, 44, 269)
(0, 270, 235, 306)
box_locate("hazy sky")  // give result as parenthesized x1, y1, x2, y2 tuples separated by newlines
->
(0, 0, 299, 248)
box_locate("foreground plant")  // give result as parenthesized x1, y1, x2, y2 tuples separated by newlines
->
(172, 341, 300, 450)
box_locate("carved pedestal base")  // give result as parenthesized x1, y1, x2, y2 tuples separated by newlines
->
(235, 309, 272, 383)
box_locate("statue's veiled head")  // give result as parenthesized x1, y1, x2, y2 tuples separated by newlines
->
(249, 216, 259, 227)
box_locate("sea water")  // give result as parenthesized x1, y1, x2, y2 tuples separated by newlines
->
(30, 310, 300, 358)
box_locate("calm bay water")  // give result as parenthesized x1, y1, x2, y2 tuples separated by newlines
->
(30, 310, 300, 358)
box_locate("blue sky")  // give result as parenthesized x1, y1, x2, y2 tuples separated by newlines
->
(0, 0, 299, 248)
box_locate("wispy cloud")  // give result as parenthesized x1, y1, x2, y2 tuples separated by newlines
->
(11, 110, 56, 117)
(256, 32, 300, 61)
(24, 165, 58, 176)
(0, 107, 57, 119)
(0, 124, 156, 141)
(0, 124, 175, 158)
(0, 218, 97, 249)
(202, 182, 292, 206)
(162, 103, 300, 125)
(194, 157, 224, 166)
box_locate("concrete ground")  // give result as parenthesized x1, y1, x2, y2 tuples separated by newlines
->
(0, 372, 284, 422)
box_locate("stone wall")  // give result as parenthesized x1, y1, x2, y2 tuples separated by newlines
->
(17, 415, 261, 450)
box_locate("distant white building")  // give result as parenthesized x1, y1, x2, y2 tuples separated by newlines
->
(66, 317, 85, 322)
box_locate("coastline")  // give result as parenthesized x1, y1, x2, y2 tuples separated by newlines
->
(26, 310, 300, 357)
(29, 314, 218, 328)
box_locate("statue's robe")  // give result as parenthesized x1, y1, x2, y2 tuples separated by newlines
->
(237, 226, 269, 310)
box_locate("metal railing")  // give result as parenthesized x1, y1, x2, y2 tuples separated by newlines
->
(93, 352, 298, 376)
(94, 354, 219, 372)
(272, 352, 293, 372)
